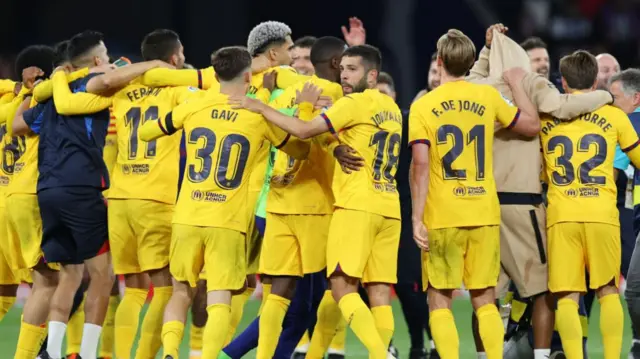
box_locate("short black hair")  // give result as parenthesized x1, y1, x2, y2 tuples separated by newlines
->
(292, 36, 317, 49)
(15, 45, 55, 80)
(520, 37, 547, 52)
(377, 72, 395, 91)
(53, 40, 70, 67)
(560, 50, 598, 90)
(342, 44, 382, 73)
(310, 36, 346, 66)
(141, 29, 181, 62)
(67, 30, 104, 62)
(211, 46, 252, 82)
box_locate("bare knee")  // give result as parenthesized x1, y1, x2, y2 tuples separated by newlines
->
(366, 283, 391, 307)
(427, 287, 454, 311)
(271, 276, 297, 299)
(148, 267, 171, 287)
(86, 254, 115, 288)
(330, 273, 359, 302)
(469, 287, 496, 311)
(124, 272, 150, 289)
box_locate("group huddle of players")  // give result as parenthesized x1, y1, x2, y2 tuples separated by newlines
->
(0, 14, 637, 359)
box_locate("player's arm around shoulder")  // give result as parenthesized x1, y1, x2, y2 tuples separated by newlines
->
(85, 60, 172, 95)
(52, 70, 114, 115)
(500, 68, 540, 136)
(230, 83, 329, 141)
(140, 100, 192, 142)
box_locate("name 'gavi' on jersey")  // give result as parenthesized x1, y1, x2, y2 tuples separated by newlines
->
(108, 79, 204, 204)
(138, 92, 310, 233)
(540, 102, 640, 227)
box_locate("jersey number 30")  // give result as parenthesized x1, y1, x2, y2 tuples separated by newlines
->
(188, 127, 250, 190)
(547, 134, 607, 186)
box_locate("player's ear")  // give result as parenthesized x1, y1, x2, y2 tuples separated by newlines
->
(633, 92, 640, 108)
(368, 69, 378, 87)
(560, 77, 569, 93)
(331, 56, 340, 69)
(214, 73, 220, 83)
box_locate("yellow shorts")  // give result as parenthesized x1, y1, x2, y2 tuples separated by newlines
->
(327, 209, 400, 284)
(548, 222, 620, 293)
(6, 194, 51, 270)
(245, 190, 261, 274)
(0, 206, 30, 285)
(423, 226, 500, 290)
(260, 213, 331, 276)
(170, 224, 247, 292)
(108, 199, 173, 275)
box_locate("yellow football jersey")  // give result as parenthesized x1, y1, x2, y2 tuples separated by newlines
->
(321, 89, 402, 219)
(408, 81, 520, 229)
(142, 92, 296, 232)
(141, 66, 220, 92)
(108, 79, 204, 204)
(267, 75, 343, 214)
(7, 98, 36, 196)
(247, 67, 307, 194)
(540, 103, 640, 227)
(0, 123, 19, 206)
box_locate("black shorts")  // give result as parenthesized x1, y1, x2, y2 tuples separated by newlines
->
(38, 186, 108, 265)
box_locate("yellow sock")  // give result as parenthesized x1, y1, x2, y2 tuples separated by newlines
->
(257, 294, 291, 359)
(115, 287, 148, 359)
(162, 320, 185, 359)
(0, 296, 15, 322)
(306, 290, 342, 359)
(203, 304, 232, 358)
(476, 304, 504, 359)
(429, 309, 459, 359)
(599, 293, 623, 359)
(371, 305, 394, 347)
(66, 297, 85, 356)
(14, 321, 47, 359)
(226, 287, 254, 345)
(297, 330, 310, 351)
(259, 283, 272, 315)
(328, 318, 347, 353)
(190, 323, 204, 355)
(98, 295, 119, 358)
(338, 293, 387, 359)
(135, 286, 172, 359)
(556, 298, 583, 359)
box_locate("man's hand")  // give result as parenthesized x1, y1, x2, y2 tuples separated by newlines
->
(295, 83, 322, 105)
(13, 82, 22, 95)
(22, 66, 44, 90)
(412, 219, 429, 251)
(315, 96, 333, 110)
(485, 23, 508, 48)
(503, 67, 527, 86)
(229, 95, 267, 113)
(263, 71, 277, 92)
(342, 17, 366, 47)
(334, 144, 364, 173)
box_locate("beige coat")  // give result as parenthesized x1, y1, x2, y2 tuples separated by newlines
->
(466, 31, 613, 194)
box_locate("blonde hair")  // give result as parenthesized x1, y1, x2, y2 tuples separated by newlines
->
(436, 29, 476, 77)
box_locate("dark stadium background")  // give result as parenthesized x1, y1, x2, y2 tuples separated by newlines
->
(2, 0, 638, 109)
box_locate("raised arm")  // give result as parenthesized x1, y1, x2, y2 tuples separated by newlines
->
(0, 80, 18, 95)
(52, 71, 113, 115)
(12, 96, 35, 136)
(526, 74, 612, 119)
(468, 46, 490, 81)
(502, 68, 540, 136)
(85, 60, 169, 95)
(141, 67, 215, 90)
